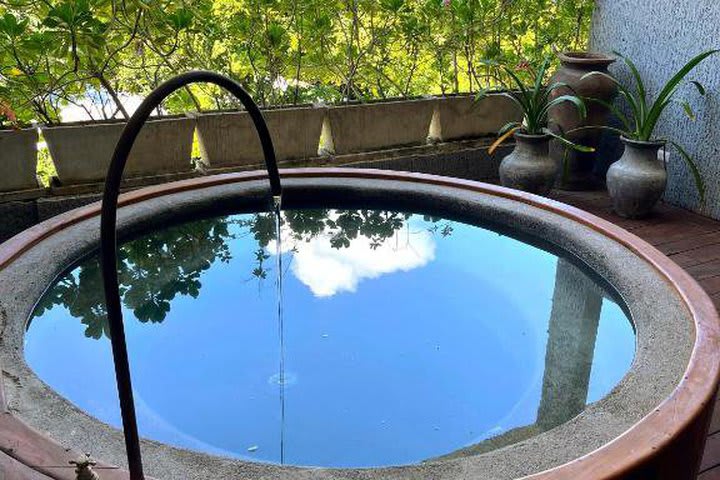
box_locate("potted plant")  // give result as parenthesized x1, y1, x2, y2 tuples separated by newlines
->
(578, 50, 718, 218)
(484, 57, 592, 195)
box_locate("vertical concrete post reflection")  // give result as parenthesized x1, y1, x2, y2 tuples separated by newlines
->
(536, 258, 602, 430)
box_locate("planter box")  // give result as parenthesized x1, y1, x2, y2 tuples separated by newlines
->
(196, 107, 326, 168)
(435, 94, 522, 142)
(42, 117, 195, 185)
(327, 99, 435, 155)
(0, 128, 39, 192)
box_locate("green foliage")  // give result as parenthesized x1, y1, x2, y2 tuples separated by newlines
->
(579, 50, 719, 202)
(479, 56, 590, 153)
(0, 0, 594, 123)
(36, 141, 56, 187)
(582, 50, 718, 142)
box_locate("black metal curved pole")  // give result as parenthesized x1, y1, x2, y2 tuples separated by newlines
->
(100, 71, 280, 480)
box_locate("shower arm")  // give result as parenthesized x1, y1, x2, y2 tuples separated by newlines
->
(99, 71, 281, 480)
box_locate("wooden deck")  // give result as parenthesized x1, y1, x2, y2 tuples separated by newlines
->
(550, 189, 720, 479)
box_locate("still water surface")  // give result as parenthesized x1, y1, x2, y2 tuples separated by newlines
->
(26, 209, 634, 467)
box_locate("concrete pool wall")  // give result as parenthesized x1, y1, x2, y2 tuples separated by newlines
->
(0, 169, 718, 479)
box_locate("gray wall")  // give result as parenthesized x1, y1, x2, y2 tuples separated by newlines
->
(590, 0, 720, 217)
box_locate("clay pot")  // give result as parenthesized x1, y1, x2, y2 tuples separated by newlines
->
(549, 51, 617, 190)
(607, 137, 667, 218)
(499, 132, 556, 195)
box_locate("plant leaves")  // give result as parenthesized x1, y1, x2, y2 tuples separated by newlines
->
(642, 49, 719, 139)
(614, 50, 647, 116)
(545, 81, 577, 96)
(670, 141, 705, 204)
(680, 101, 696, 121)
(581, 70, 642, 135)
(473, 88, 488, 105)
(543, 94, 588, 119)
(690, 80, 706, 96)
(498, 121, 521, 136)
(543, 128, 595, 152)
(489, 126, 520, 155)
(585, 96, 632, 133)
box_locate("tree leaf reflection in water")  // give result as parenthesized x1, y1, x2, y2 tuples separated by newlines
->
(33, 210, 452, 339)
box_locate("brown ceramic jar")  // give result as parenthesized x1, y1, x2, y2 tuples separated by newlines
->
(549, 52, 617, 190)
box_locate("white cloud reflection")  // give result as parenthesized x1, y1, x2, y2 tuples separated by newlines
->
(268, 214, 436, 297)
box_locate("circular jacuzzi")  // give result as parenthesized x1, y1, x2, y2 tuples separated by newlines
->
(0, 168, 718, 480)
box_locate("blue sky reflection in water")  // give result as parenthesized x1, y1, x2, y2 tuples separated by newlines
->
(26, 209, 635, 468)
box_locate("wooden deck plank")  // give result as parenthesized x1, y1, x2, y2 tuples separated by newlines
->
(686, 261, 720, 281)
(704, 279, 720, 297)
(699, 467, 720, 480)
(654, 232, 720, 256)
(669, 243, 720, 268)
(627, 224, 720, 247)
(710, 395, 720, 436)
(702, 432, 720, 473)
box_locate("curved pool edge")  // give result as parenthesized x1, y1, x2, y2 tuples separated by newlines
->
(0, 168, 718, 480)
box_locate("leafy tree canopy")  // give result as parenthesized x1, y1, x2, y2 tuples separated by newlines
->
(0, 0, 593, 126)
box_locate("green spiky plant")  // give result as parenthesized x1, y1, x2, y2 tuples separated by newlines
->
(578, 50, 719, 203)
(478, 56, 593, 155)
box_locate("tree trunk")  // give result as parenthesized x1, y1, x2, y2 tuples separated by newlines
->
(96, 72, 130, 120)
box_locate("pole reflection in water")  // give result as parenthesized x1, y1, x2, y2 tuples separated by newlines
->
(537, 258, 603, 430)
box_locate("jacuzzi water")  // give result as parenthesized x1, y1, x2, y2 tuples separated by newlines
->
(26, 208, 635, 468)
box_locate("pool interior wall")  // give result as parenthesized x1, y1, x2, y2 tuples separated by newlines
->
(0, 173, 701, 480)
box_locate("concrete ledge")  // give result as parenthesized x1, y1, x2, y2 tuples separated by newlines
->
(436, 95, 522, 141)
(0, 201, 38, 243)
(0, 187, 48, 203)
(0, 97, 523, 199)
(0, 141, 506, 243)
(197, 107, 326, 167)
(204, 138, 510, 181)
(42, 117, 195, 185)
(48, 169, 202, 197)
(0, 129, 39, 192)
(327, 99, 435, 154)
